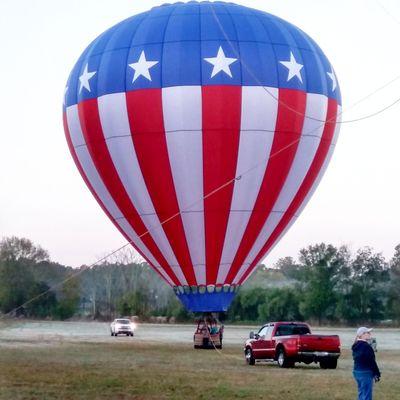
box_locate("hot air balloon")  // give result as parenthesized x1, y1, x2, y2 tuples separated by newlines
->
(63, 1, 341, 313)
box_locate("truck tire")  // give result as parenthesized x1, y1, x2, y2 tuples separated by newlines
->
(245, 348, 255, 365)
(277, 348, 294, 368)
(320, 358, 337, 369)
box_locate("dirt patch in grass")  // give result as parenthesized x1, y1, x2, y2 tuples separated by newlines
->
(0, 341, 399, 400)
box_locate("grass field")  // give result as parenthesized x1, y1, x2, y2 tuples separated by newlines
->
(1, 338, 399, 400)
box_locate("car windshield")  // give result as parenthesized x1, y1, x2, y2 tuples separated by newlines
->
(116, 319, 130, 324)
(275, 324, 310, 336)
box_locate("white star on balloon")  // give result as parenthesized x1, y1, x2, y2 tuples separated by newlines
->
(129, 51, 159, 83)
(327, 69, 337, 92)
(79, 64, 96, 93)
(279, 52, 303, 83)
(204, 46, 237, 78)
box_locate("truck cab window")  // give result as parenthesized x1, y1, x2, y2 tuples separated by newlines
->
(258, 326, 269, 339)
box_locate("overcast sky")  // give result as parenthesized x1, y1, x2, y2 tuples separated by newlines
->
(1, 0, 399, 269)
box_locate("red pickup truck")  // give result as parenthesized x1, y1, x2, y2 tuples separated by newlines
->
(244, 322, 340, 369)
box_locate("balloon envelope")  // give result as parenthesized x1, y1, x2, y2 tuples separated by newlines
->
(63, 1, 341, 312)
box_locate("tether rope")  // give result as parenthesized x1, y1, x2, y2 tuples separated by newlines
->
(374, 0, 400, 27)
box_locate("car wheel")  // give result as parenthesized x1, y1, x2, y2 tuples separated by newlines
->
(111, 332, 114, 336)
(328, 359, 338, 369)
(320, 358, 337, 369)
(245, 348, 255, 365)
(277, 349, 293, 368)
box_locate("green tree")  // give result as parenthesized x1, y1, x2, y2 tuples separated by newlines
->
(117, 289, 151, 319)
(26, 281, 58, 318)
(386, 244, 400, 322)
(344, 248, 389, 322)
(166, 297, 194, 322)
(258, 287, 303, 322)
(54, 276, 80, 320)
(227, 288, 267, 322)
(275, 257, 302, 281)
(0, 258, 35, 315)
(296, 244, 350, 324)
(0, 237, 49, 263)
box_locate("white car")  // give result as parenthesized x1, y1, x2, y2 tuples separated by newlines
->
(110, 318, 136, 337)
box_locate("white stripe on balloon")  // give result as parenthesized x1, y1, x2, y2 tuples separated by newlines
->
(233, 93, 330, 284)
(66, 105, 175, 285)
(96, 93, 187, 286)
(162, 86, 206, 285)
(237, 104, 341, 285)
(217, 86, 279, 284)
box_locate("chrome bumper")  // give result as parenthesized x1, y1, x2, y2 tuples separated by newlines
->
(298, 351, 340, 357)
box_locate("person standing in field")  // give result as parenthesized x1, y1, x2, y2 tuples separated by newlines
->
(352, 327, 381, 400)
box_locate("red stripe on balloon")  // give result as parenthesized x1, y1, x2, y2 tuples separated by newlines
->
(63, 111, 118, 236)
(238, 98, 338, 284)
(225, 88, 307, 283)
(202, 85, 242, 284)
(75, 100, 180, 286)
(63, 112, 170, 284)
(125, 89, 197, 286)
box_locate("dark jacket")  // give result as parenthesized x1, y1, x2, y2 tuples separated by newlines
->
(352, 340, 381, 377)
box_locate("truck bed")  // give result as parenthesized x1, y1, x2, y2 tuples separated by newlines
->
(297, 334, 340, 353)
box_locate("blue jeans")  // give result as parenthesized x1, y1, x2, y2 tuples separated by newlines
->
(353, 370, 374, 400)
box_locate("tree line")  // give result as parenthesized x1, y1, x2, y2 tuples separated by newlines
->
(0, 237, 399, 325)
(228, 243, 400, 325)
(0, 237, 189, 321)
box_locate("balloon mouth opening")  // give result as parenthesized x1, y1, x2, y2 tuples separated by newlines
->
(173, 284, 240, 295)
(174, 285, 239, 312)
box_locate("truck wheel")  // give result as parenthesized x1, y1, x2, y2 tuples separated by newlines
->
(277, 349, 293, 368)
(320, 359, 337, 369)
(245, 348, 255, 365)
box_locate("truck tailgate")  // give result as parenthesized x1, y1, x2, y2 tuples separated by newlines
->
(298, 335, 340, 352)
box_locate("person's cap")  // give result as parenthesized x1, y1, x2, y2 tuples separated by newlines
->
(356, 327, 373, 337)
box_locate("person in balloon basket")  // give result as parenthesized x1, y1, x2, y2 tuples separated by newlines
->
(352, 327, 381, 400)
